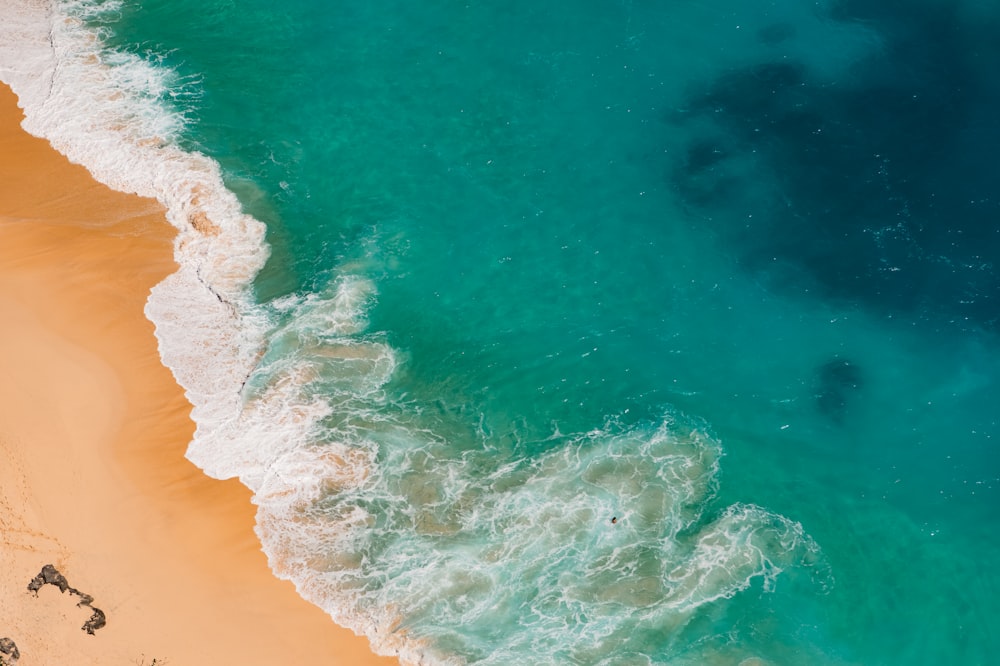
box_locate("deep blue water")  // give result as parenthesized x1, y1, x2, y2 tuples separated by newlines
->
(54, 0, 1000, 662)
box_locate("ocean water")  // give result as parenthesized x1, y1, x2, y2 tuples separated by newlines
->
(2, 0, 999, 663)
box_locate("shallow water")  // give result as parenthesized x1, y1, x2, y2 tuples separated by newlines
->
(3, 0, 999, 662)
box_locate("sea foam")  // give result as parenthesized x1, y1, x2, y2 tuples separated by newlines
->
(0, 0, 274, 484)
(0, 4, 419, 659)
(0, 3, 826, 664)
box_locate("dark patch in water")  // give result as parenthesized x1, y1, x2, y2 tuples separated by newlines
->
(683, 139, 729, 173)
(815, 359, 864, 423)
(757, 22, 796, 46)
(669, 2, 1000, 329)
(670, 138, 738, 206)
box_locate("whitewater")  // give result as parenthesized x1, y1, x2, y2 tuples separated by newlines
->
(4, 1, 999, 664)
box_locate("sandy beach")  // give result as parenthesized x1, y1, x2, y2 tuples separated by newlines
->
(0, 83, 398, 665)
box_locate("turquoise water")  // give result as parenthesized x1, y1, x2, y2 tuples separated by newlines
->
(12, 0, 1000, 662)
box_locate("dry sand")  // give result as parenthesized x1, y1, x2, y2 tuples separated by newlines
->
(0, 83, 398, 666)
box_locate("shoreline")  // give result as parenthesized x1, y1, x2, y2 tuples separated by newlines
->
(0, 83, 398, 665)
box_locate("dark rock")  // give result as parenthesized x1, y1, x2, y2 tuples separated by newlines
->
(27, 564, 69, 594)
(82, 607, 107, 635)
(27, 564, 107, 635)
(0, 637, 19, 665)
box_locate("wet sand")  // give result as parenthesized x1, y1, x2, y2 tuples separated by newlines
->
(0, 83, 398, 666)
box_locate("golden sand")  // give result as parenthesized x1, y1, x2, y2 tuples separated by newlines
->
(0, 83, 397, 666)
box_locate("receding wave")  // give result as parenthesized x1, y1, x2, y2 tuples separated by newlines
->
(257, 414, 825, 665)
(0, 2, 828, 663)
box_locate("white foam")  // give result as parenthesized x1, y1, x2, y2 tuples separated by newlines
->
(0, 5, 827, 664)
(0, 6, 433, 661)
(660, 503, 815, 611)
(253, 416, 825, 665)
(0, 0, 274, 471)
(0, 4, 435, 661)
